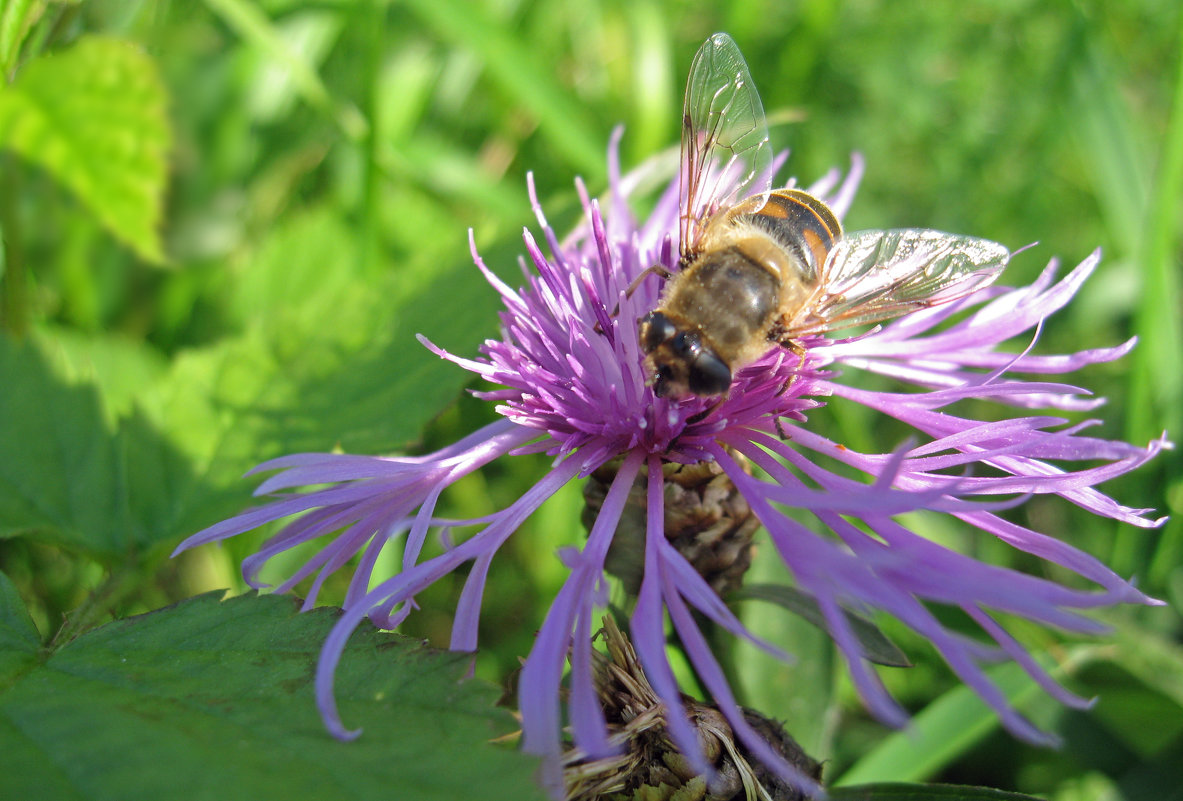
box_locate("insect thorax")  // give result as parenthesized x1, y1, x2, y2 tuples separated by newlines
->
(664, 242, 781, 360)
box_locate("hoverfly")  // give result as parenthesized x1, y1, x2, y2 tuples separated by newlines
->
(638, 33, 1009, 398)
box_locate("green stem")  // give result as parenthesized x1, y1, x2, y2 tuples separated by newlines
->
(48, 566, 145, 648)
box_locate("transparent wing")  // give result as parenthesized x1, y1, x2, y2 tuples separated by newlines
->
(680, 33, 772, 258)
(785, 229, 1009, 336)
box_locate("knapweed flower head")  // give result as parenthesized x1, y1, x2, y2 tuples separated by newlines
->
(175, 130, 1167, 796)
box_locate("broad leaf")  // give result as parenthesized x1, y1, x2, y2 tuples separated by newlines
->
(0, 35, 170, 262)
(0, 213, 506, 555)
(0, 590, 545, 801)
(0, 571, 41, 680)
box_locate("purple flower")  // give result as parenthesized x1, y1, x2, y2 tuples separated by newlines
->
(174, 130, 1167, 796)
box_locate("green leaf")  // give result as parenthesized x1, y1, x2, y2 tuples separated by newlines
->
(35, 327, 168, 423)
(228, 207, 363, 333)
(1108, 620, 1183, 713)
(0, 0, 43, 76)
(161, 244, 495, 466)
(831, 784, 1045, 801)
(0, 571, 41, 681)
(833, 655, 1085, 786)
(0, 333, 137, 549)
(0, 334, 217, 558)
(1070, 618, 1183, 757)
(731, 583, 911, 668)
(0, 211, 508, 558)
(0, 35, 170, 262)
(0, 591, 545, 801)
(0, 204, 506, 553)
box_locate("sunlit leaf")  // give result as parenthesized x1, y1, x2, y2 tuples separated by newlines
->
(162, 215, 502, 464)
(0, 0, 43, 76)
(0, 36, 169, 262)
(0, 219, 506, 557)
(833, 658, 1077, 786)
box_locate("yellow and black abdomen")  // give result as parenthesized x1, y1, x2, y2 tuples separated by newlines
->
(726, 189, 842, 286)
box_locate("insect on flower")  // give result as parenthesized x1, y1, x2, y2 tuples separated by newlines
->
(171, 29, 1169, 801)
(639, 33, 1011, 398)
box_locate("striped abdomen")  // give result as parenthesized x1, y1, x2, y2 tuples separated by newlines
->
(720, 188, 843, 287)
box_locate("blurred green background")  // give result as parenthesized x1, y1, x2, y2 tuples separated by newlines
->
(1, 1, 1181, 799)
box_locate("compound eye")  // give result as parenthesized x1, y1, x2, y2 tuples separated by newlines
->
(639, 312, 677, 353)
(652, 364, 676, 398)
(671, 330, 701, 358)
(688, 350, 732, 396)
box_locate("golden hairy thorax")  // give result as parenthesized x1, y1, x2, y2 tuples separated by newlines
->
(669, 189, 841, 361)
(640, 188, 846, 398)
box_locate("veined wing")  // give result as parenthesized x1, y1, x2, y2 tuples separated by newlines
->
(784, 229, 1009, 336)
(680, 33, 772, 258)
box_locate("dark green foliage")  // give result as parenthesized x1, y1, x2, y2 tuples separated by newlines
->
(0, 577, 544, 801)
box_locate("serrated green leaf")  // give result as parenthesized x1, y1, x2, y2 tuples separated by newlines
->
(731, 583, 911, 668)
(0, 35, 170, 262)
(159, 269, 486, 468)
(830, 783, 1044, 801)
(0, 333, 133, 549)
(35, 327, 168, 423)
(0, 591, 545, 801)
(0, 571, 41, 681)
(166, 206, 514, 457)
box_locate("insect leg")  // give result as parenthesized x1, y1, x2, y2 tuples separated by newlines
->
(599, 264, 675, 331)
(624, 263, 673, 301)
(771, 341, 807, 440)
